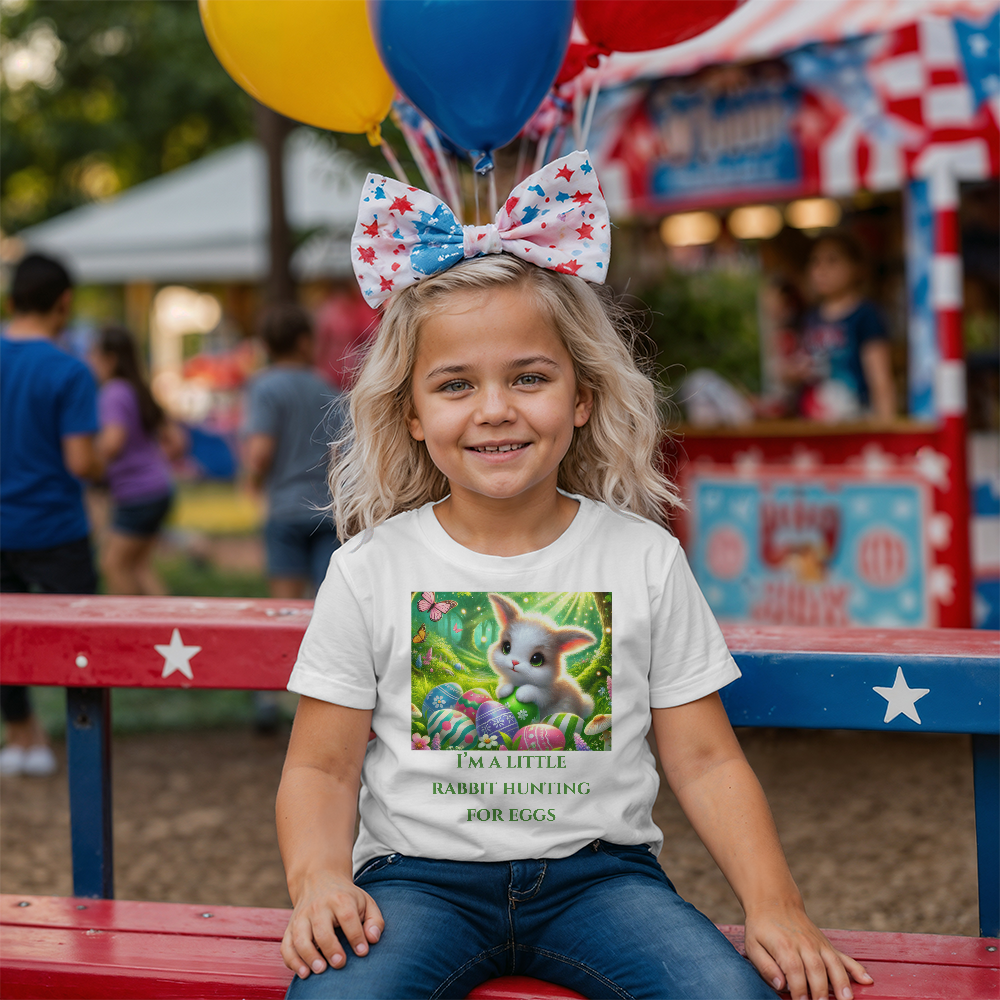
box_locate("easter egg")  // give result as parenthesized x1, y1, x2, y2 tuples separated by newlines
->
(426, 708, 477, 749)
(513, 724, 565, 751)
(455, 687, 491, 724)
(422, 681, 462, 720)
(542, 713, 587, 747)
(475, 700, 520, 742)
(500, 690, 539, 728)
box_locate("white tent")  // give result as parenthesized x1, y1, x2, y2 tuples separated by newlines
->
(18, 129, 364, 285)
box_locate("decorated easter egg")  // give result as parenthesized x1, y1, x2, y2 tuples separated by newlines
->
(500, 690, 539, 728)
(513, 724, 566, 751)
(475, 700, 520, 742)
(455, 687, 492, 723)
(422, 681, 462, 720)
(542, 713, 587, 746)
(426, 708, 477, 749)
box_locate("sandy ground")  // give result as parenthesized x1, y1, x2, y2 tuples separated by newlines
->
(0, 726, 979, 936)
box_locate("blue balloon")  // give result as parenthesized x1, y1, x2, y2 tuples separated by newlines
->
(367, 0, 573, 170)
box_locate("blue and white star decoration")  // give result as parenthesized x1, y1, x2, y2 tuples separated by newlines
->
(873, 666, 930, 725)
(351, 149, 610, 308)
(955, 12, 1000, 112)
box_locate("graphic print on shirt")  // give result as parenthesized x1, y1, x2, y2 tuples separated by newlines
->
(411, 592, 612, 752)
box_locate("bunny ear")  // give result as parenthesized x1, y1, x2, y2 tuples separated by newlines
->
(488, 593, 521, 628)
(556, 627, 597, 655)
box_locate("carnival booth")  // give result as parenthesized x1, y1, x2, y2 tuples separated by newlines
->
(563, 0, 1000, 630)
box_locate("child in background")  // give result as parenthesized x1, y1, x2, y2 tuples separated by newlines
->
(243, 304, 344, 600)
(788, 233, 895, 423)
(275, 154, 873, 1000)
(91, 325, 182, 595)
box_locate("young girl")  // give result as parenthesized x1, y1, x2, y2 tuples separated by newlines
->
(277, 154, 873, 1000)
(90, 324, 183, 594)
(785, 234, 895, 423)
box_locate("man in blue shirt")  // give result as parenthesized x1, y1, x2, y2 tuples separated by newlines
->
(1, 254, 103, 776)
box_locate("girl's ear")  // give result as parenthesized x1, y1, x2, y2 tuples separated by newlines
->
(407, 403, 425, 441)
(488, 592, 520, 628)
(574, 384, 594, 428)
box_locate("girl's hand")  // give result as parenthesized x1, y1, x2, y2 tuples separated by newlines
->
(744, 903, 873, 1000)
(281, 870, 384, 979)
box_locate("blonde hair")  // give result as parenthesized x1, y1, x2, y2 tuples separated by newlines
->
(329, 255, 678, 540)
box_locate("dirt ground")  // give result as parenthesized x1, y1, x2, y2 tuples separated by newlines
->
(0, 726, 979, 937)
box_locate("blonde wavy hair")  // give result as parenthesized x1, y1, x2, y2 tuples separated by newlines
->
(329, 254, 678, 540)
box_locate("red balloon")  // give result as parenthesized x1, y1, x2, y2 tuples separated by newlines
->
(576, 0, 740, 54)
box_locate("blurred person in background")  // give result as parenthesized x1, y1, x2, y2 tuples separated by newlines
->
(90, 324, 185, 596)
(0, 253, 102, 777)
(314, 283, 378, 391)
(783, 233, 895, 423)
(243, 304, 344, 731)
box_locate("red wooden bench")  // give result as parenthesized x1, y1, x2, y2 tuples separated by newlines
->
(1, 595, 997, 1000)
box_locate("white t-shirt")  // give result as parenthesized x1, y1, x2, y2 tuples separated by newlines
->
(288, 495, 740, 873)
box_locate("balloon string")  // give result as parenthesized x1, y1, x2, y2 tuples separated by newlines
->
(572, 84, 585, 149)
(581, 72, 602, 150)
(488, 168, 498, 220)
(472, 164, 480, 226)
(391, 108, 443, 201)
(380, 137, 409, 185)
(426, 127, 462, 222)
(515, 136, 529, 186)
(533, 130, 552, 173)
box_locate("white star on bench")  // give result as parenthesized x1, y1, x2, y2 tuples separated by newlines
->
(154, 628, 201, 681)
(873, 666, 930, 725)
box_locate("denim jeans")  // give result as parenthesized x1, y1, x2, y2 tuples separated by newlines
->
(285, 841, 777, 999)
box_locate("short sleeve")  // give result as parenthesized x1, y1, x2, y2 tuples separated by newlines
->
(855, 302, 888, 345)
(98, 380, 134, 429)
(243, 377, 279, 437)
(287, 557, 377, 709)
(648, 546, 740, 709)
(58, 362, 98, 437)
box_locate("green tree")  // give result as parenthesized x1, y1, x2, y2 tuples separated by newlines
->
(638, 267, 762, 394)
(1, 0, 254, 231)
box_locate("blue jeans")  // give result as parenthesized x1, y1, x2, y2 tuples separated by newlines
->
(286, 841, 776, 999)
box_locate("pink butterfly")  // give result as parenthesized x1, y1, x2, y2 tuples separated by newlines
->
(417, 591, 458, 622)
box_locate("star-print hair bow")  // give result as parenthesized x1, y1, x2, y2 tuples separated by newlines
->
(351, 150, 609, 309)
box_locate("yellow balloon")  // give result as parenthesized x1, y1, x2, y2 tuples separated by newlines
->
(199, 0, 394, 143)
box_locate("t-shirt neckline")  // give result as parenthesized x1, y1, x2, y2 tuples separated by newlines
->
(415, 492, 600, 572)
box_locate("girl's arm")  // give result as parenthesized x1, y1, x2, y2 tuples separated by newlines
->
(652, 695, 873, 1000)
(860, 340, 896, 422)
(276, 696, 384, 979)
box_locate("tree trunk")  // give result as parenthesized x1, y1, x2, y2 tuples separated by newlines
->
(254, 102, 296, 304)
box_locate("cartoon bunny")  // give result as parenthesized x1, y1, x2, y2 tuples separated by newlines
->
(486, 593, 596, 720)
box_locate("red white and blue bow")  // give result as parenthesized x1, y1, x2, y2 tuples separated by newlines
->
(351, 150, 609, 308)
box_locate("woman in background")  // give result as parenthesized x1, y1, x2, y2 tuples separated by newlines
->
(90, 324, 183, 595)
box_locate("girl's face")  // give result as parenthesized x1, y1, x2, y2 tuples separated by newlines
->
(808, 242, 858, 299)
(408, 286, 592, 506)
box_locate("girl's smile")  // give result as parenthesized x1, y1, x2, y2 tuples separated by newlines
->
(407, 287, 592, 508)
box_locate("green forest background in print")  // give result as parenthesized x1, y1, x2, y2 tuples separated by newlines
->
(411, 592, 612, 752)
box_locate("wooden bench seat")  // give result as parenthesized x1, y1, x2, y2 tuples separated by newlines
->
(2, 895, 996, 1000)
(1, 596, 997, 999)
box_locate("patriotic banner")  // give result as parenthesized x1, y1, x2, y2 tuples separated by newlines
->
(592, 11, 999, 211)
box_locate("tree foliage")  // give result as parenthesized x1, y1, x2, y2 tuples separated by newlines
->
(1, 0, 253, 231)
(638, 267, 762, 394)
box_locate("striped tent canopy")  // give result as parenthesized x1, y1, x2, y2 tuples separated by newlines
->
(588, 0, 1000, 87)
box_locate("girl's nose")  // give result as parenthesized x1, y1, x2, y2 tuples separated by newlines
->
(474, 387, 516, 424)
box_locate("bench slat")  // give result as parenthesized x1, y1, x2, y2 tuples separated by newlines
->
(2, 897, 996, 1000)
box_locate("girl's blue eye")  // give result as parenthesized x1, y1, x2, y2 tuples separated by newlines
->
(442, 380, 471, 392)
(515, 374, 545, 386)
